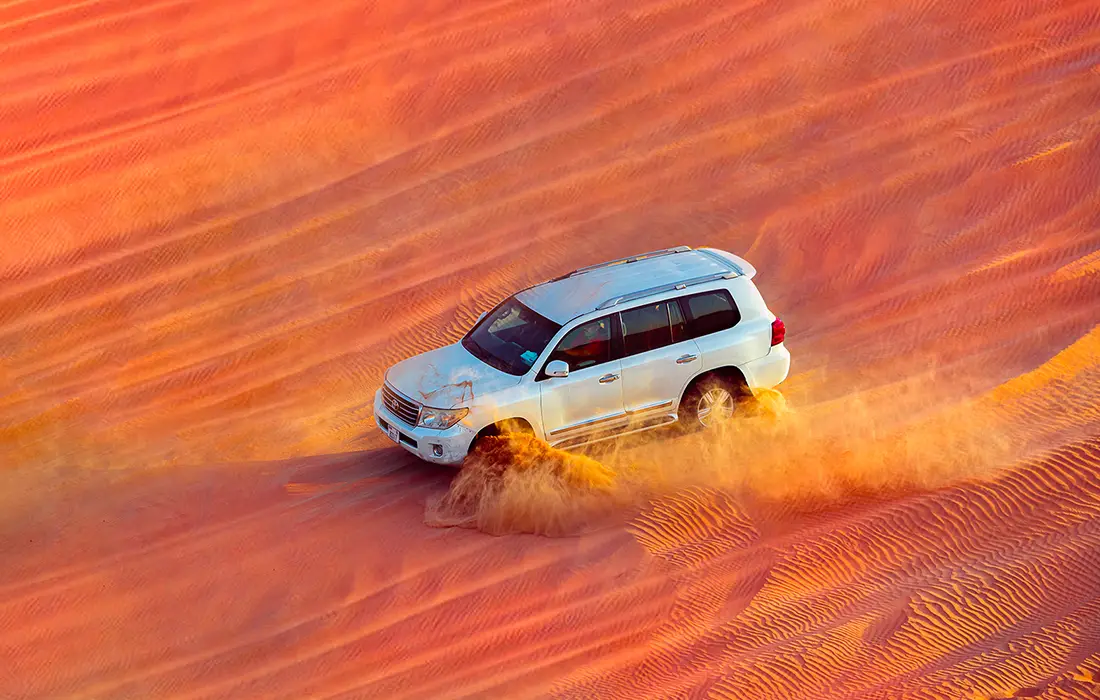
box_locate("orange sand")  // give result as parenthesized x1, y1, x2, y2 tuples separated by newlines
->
(2, 0, 1099, 698)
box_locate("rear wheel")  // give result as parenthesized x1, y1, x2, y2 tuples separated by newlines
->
(678, 374, 748, 432)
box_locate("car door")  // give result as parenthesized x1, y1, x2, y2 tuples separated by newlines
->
(538, 316, 625, 445)
(617, 299, 701, 422)
(679, 288, 752, 368)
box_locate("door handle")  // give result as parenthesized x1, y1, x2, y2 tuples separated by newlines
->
(676, 354, 698, 364)
(598, 373, 620, 384)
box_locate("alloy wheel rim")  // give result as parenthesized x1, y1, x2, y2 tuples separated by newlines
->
(697, 388, 735, 427)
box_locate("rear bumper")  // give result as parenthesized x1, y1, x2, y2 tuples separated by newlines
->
(373, 389, 474, 466)
(742, 343, 791, 391)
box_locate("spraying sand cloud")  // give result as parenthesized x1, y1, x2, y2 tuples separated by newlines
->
(425, 380, 1017, 537)
(424, 434, 624, 536)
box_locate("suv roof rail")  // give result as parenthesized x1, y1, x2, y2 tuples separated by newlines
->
(551, 245, 693, 281)
(595, 269, 739, 310)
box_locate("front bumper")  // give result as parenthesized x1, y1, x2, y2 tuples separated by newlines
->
(373, 389, 475, 466)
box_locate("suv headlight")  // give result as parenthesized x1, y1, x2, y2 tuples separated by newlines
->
(418, 406, 469, 430)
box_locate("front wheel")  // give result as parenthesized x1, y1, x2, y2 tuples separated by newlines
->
(678, 375, 747, 432)
(464, 419, 535, 468)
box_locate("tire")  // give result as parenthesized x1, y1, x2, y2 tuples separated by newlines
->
(465, 419, 534, 465)
(678, 373, 749, 432)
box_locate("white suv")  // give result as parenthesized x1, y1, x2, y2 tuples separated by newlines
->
(374, 246, 790, 465)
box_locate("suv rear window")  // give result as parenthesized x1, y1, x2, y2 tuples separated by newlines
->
(681, 289, 740, 339)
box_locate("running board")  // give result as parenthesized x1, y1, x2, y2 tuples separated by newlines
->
(550, 414, 678, 450)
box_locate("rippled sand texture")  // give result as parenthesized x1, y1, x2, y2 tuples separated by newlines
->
(2, 0, 1100, 698)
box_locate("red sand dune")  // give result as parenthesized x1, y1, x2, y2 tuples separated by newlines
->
(2, 0, 1099, 697)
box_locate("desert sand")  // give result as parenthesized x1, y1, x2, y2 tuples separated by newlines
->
(2, 0, 1099, 698)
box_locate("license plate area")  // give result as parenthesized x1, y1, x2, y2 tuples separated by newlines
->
(387, 424, 401, 444)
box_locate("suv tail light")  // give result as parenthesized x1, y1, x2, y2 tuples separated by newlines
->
(771, 318, 785, 346)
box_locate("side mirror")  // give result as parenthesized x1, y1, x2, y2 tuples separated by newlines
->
(477, 311, 487, 323)
(544, 360, 569, 378)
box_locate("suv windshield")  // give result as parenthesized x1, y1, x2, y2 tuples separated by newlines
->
(461, 297, 562, 376)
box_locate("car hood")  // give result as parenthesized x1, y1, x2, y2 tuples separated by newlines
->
(384, 342, 523, 409)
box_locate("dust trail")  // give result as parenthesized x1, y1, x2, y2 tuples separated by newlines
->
(626, 387, 1013, 507)
(426, 384, 1017, 536)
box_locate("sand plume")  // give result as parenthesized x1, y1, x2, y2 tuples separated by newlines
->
(425, 433, 624, 536)
(425, 375, 1019, 538)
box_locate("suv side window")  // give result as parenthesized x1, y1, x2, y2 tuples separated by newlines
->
(546, 317, 613, 371)
(680, 289, 740, 339)
(620, 301, 680, 357)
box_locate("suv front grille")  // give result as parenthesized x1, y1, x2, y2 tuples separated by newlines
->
(382, 383, 421, 427)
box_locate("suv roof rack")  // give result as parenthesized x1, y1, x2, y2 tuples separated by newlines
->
(595, 269, 739, 310)
(550, 245, 693, 281)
